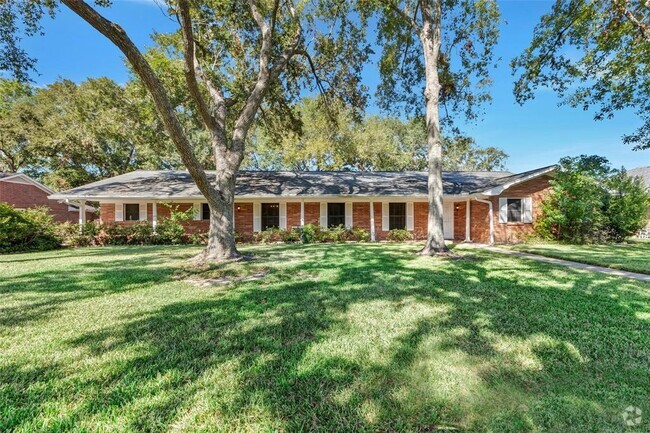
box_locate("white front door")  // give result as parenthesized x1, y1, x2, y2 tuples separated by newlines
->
(443, 201, 454, 239)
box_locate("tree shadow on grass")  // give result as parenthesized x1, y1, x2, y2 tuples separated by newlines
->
(0, 247, 194, 329)
(2, 244, 649, 431)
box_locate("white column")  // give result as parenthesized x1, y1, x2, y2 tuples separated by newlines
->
(78, 202, 86, 233)
(369, 201, 376, 242)
(465, 198, 471, 242)
(152, 202, 158, 233)
(300, 200, 305, 226)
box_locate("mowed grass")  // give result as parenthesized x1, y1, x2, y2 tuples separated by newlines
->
(509, 241, 650, 274)
(1, 243, 649, 432)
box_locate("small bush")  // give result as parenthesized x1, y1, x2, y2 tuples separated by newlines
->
(386, 228, 413, 242)
(300, 224, 319, 244)
(349, 227, 371, 242)
(0, 203, 61, 253)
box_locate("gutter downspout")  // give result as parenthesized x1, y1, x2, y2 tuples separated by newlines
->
(473, 197, 494, 245)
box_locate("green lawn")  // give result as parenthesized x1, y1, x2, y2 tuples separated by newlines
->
(1, 244, 649, 432)
(509, 241, 650, 275)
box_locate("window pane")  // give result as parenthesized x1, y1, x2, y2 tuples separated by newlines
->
(507, 199, 522, 223)
(261, 203, 280, 230)
(327, 203, 346, 228)
(389, 203, 406, 230)
(202, 203, 210, 220)
(125, 203, 140, 221)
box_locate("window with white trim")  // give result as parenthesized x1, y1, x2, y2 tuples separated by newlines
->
(506, 198, 522, 223)
(327, 203, 346, 228)
(124, 203, 140, 221)
(261, 203, 280, 230)
(389, 203, 406, 230)
(202, 203, 210, 220)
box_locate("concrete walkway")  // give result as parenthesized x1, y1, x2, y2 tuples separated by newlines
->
(471, 245, 650, 283)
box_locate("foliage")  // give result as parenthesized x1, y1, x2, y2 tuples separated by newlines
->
(245, 98, 508, 171)
(299, 224, 320, 244)
(369, 0, 501, 124)
(512, 0, 650, 150)
(0, 203, 60, 253)
(386, 228, 413, 242)
(254, 225, 371, 244)
(535, 155, 649, 243)
(156, 203, 194, 245)
(0, 77, 180, 189)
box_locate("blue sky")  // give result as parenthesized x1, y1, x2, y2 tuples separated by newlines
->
(22, 0, 649, 173)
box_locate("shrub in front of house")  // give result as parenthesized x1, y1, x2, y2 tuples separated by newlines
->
(0, 203, 61, 253)
(386, 228, 413, 242)
(536, 155, 649, 243)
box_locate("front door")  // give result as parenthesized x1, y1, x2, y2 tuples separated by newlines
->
(443, 201, 454, 239)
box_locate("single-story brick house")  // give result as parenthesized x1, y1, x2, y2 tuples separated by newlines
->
(49, 165, 555, 244)
(0, 172, 95, 223)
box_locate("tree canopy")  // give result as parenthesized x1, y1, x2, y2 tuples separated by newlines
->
(245, 97, 508, 172)
(512, 0, 650, 150)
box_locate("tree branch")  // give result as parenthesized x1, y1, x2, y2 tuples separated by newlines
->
(60, 0, 217, 200)
(231, 0, 301, 154)
(385, 0, 421, 32)
(623, 7, 650, 40)
(178, 0, 222, 135)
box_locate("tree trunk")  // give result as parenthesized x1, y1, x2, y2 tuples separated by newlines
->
(419, 0, 449, 255)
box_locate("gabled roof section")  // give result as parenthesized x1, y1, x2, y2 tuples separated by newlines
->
(477, 165, 556, 196)
(0, 172, 56, 195)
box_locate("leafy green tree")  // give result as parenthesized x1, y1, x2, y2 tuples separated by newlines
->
(366, 0, 501, 254)
(0, 78, 38, 172)
(245, 98, 508, 172)
(512, 0, 650, 150)
(536, 155, 649, 243)
(27, 78, 179, 189)
(1, 0, 369, 262)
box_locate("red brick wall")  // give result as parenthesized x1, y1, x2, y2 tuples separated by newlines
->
(0, 180, 93, 223)
(490, 175, 552, 244)
(454, 201, 466, 242)
(353, 202, 370, 230)
(235, 203, 253, 234)
(100, 204, 115, 223)
(287, 202, 301, 228)
(303, 202, 320, 226)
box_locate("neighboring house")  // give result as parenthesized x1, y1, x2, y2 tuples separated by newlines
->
(629, 166, 650, 238)
(49, 165, 555, 244)
(0, 172, 95, 223)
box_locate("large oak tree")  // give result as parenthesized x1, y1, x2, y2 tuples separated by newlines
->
(1, 0, 368, 262)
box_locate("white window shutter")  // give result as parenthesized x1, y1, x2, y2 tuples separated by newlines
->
(498, 198, 507, 223)
(320, 202, 327, 229)
(279, 203, 287, 229)
(345, 202, 353, 228)
(382, 202, 389, 231)
(406, 202, 414, 230)
(193, 203, 201, 220)
(139, 203, 148, 222)
(253, 203, 261, 232)
(523, 197, 533, 223)
(114, 203, 123, 222)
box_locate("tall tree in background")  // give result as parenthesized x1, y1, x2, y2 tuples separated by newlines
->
(245, 97, 508, 171)
(512, 0, 650, 150)
(368, 0, 500, 254)
(0, 79, 37, 172)
(1, 0, 368, 262)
